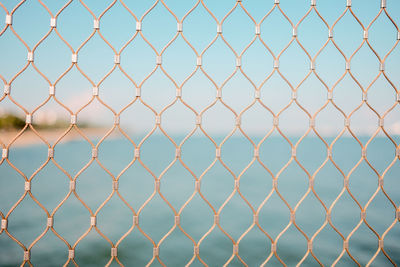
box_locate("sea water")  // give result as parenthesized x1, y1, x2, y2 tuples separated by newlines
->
(0, 135, 399, 266)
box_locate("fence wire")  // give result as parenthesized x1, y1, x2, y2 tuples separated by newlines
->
(0, 0, 400, 266)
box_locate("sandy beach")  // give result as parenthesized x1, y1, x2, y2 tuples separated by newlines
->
(0, 127, 120, 147)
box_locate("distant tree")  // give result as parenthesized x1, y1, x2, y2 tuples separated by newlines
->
(0, 114, 25, 130)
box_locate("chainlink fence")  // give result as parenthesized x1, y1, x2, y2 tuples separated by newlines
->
(0, 0, 400, 266)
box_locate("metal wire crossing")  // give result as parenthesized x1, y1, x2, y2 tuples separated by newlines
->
(0, 0, 400, 266)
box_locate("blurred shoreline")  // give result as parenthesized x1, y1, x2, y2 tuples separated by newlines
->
(1, 128, 397, 148)
(0, 127, 119, 148)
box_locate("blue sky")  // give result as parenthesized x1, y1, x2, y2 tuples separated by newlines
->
(0, 0, 399, 137)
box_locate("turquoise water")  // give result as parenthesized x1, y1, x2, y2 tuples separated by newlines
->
(0, 136, 399, 266)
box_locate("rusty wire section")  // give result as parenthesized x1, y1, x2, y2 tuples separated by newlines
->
(0, 0, 400, 266)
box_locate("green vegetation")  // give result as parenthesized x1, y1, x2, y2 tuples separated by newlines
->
(0, 114, 25, 130)
(0, 113, 91, 130)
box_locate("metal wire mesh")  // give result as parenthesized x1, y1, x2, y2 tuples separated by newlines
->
(0, 0, 399, 266)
